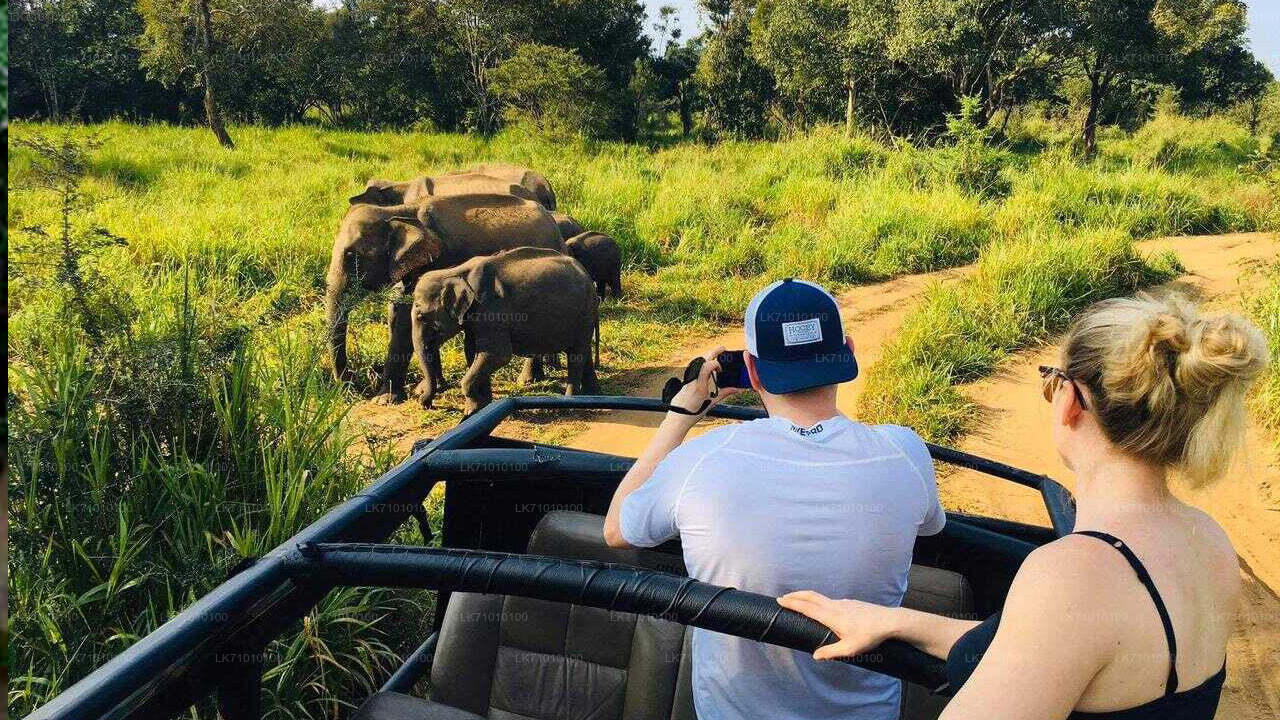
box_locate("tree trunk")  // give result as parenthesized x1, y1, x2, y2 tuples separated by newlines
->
(1082, 74, 1103, 158)
(678, 84, 693, 137)
(845, 78, 856, 137)
(197, 0, 234, 149)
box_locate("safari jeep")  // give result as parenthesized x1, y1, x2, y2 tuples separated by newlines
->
(27, 396, 1076, 720)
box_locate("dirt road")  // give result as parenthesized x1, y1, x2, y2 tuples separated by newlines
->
(559, 232, 1279, 719)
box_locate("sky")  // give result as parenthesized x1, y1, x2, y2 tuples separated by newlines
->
(642, 0, 1280, 75)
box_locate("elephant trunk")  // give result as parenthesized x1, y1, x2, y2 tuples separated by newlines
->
(327, 271, 355, 384)
(412, 318, 438, 408)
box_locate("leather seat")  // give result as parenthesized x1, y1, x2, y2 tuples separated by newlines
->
(354, 511, 973, 720)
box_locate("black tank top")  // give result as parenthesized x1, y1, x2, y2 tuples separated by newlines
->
(945, 531, 1226, 719)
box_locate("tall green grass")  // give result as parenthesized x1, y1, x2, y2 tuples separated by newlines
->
(1244, 261, 1280, 445)
(859, 231, 1180, 441)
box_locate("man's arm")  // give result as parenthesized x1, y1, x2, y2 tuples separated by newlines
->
(603, 346, 739, 548)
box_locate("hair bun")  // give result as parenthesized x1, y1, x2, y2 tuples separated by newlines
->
(1077, 292, 1270, 484)
(1178, 313, 1269, 400)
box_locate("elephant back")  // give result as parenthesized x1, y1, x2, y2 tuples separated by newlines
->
(466, 163, 557, 211)
(399, 177, 432, 204)
(421, 193, 564, 266)
(490, 248, 597, 326)
(426, 173, 538, 203)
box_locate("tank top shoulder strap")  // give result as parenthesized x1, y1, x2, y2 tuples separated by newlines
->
(1072, 530, 1179, 695)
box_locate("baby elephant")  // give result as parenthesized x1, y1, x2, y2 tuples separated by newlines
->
(411, 247, 600, 415)
(565, 231, 623, 299)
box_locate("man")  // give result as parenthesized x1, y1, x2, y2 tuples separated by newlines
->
(603, 278, 945, 720)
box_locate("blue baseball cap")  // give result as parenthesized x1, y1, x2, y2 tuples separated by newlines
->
(744, 279, 858, 394)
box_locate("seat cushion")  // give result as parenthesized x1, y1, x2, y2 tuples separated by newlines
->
(900, 565, 974, 720)
(353, 691, 486, 720)
(384, 511, 971, 720)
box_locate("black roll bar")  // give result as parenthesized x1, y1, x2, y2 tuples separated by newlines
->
(283, 543, 951, 692)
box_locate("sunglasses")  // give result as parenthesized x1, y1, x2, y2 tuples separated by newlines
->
(1039, 366, 1088, 410)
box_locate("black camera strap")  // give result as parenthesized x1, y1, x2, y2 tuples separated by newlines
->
(661, 356, 719, 416)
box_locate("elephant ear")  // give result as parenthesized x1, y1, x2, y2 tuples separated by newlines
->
(387, 217, 442, 284)
(348, 188, 380, 205)
(444, 262, 499, 322)
(349, 179, 390, 205)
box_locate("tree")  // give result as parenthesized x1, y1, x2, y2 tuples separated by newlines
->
(696, 0, 775, 138)
(137, 0, 235, 147)
(1056, 0, 1249, 156)
(1171, 40, 1270, 117)
(321, 0, 460, 128)
(750, 0, 851, 132)
(489, 43, 611, 138)
(654, 38, 702, 137)
(885, 0, 1057, 126)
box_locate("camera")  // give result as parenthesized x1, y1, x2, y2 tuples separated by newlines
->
(714, 350, 750, 389)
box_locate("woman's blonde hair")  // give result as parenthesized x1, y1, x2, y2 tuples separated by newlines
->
(1062, 292, 1270, 485)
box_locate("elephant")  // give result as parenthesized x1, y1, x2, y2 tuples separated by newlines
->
(565, 231, 623, 299)
(348, 173, 537, 207)
(326, 193, 564, 404)
(410, 247, 599, 415)
(453, 163, 557, 211)
(552, 212, 586, 240)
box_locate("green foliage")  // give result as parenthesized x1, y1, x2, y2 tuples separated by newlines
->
(695, 1, 776, 139)
(9, 130, 132, 346)
(943, 96, 1011, 197)
(750, 0, 856, 129)
(490, 44, 611, 139)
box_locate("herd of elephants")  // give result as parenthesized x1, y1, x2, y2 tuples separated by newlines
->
(327, 163, 624, 415)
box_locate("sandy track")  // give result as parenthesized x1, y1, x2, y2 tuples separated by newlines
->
(564, 264, 974, 454)
(559, 232, 1279, 719)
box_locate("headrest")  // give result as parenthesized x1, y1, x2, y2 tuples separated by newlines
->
(528, 511, 687, 576)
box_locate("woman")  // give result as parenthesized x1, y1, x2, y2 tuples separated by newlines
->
(779, 293, 1269, 719)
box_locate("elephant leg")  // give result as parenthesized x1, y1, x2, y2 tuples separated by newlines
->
(564, 347, 586, 396)
(545, 352, 560, 370)
(464, 332, 477, 366)
(611, 272, 623, 299)
(518, 356, 545, 385)
(427, 347, 447, 390)
(462, 345, 511, 416)
(379, 300, 413, 403)
(581, 332, 601, 394)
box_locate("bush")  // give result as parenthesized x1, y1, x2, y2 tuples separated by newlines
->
(490, 44, 612, 139)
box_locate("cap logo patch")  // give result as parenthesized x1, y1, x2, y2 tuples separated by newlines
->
(781, 317, 823, 346)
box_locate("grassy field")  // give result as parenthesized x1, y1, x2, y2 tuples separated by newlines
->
(6, 112, 1278, 718)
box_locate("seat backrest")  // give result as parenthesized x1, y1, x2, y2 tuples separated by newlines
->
(899, 564, 975, 720)
(430, 512, 689, 720)
(431, 511, 973, 720)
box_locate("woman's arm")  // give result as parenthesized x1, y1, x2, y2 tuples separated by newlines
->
(782, 538, 1115, 720)
(777, 592, 979, 661)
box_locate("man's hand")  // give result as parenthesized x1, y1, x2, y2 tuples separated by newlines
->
(667, 345, 742, 422)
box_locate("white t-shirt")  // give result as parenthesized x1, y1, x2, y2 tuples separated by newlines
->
(620, 414, 945, 720)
